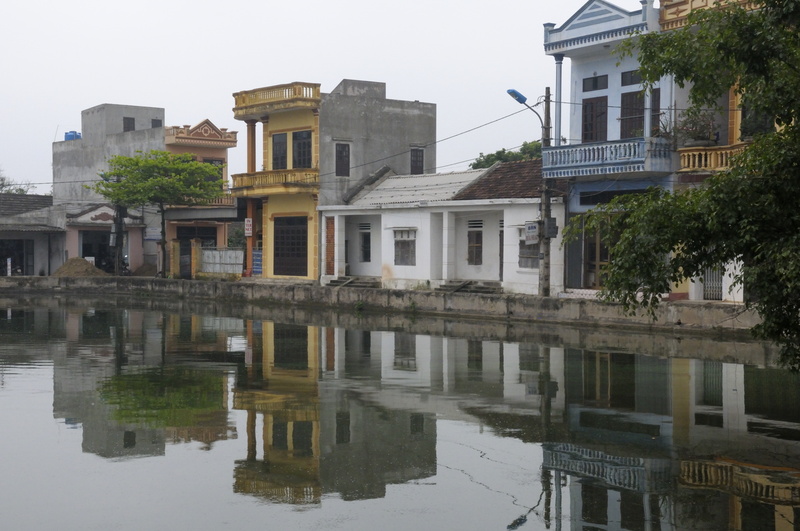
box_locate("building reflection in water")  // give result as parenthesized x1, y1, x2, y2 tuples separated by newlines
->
(7, 304, 800, 528)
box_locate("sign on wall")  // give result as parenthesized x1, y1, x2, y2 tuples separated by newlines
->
(244, 218, 253, 237)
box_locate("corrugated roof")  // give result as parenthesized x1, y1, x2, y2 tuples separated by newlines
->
(350, 169, 487, 207)
(0, 194, 53, 216)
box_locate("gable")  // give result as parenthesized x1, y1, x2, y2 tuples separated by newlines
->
(563, 0, 629, 32)
(545, 0, 648, 56)
(187, 119, 225, 140)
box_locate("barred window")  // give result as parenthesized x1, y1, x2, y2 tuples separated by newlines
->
(410, 148, 424, 175)
(335, 143, 350, 177)
(519, 228, 539, 269)
(394, 229, 416, 266)
(467, 220, 483, 265)
(272, 133, 287, 170)
(293, 130, 312, 169)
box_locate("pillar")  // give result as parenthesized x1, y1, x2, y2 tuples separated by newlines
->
(246, 120, 257, 173)
(553, 54, 565, 147)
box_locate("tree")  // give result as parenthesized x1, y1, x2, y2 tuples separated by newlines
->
(469, 141, 542, 169)
(569, 0, 800, 367)
(0, 169, 34, 194)
(91, 150, 224, 276)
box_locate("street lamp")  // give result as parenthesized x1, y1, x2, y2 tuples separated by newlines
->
(508, 87, 553, 297)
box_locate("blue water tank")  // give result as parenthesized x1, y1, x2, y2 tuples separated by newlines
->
(64, 131, 81, 141)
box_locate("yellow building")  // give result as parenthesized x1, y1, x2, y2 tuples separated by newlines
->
(231, 80, 436, 281)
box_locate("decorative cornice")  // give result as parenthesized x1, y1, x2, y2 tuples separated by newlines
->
(544, 23, 648, 54)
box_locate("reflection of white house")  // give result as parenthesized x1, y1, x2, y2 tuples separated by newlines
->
(319, 160, 565, 295)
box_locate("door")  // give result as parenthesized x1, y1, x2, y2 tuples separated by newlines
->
(273, 216, 308, 277)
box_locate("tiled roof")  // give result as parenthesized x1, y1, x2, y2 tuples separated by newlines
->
(0, 224, 64, 233)
(453, 159, 568, 201)
(0, 194, 53, 216)
(349, 169, 487, 207)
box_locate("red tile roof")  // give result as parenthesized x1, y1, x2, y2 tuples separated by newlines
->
(453, 159, 566, 201)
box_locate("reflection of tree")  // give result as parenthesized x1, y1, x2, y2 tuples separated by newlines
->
(99, 366, 226, 428)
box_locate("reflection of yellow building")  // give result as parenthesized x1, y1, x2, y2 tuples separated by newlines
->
(233, 322, 321, 504)
(681, 459, 800, 530)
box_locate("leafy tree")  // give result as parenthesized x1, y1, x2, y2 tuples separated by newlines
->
(470, 141, 542, 169)
(91, 150, 224, 275)
(571, 0, 800, 367)
(0, 169, 34, 194)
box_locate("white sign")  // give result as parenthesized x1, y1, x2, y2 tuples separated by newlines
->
(525, 222, 540, 243)
(144, 227, 161, 241)
(244, 217, 253, 237)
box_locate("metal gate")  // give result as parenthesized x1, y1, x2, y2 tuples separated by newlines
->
(273, 216, 308, 277)
(703, 267, 723, 300)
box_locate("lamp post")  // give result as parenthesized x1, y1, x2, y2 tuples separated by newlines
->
(507, 87, 553, 296)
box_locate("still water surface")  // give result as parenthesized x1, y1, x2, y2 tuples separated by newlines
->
(1, 303, 798, 530)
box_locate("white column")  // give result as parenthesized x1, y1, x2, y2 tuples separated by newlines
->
(553, 54, 565, 147)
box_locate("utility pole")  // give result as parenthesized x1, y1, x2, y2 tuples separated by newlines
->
(540, 87, 552, 297)
(507, 87, 554, 297)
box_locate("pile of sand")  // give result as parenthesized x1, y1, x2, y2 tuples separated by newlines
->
(133, 263, 157, 277)
(52, 257, 111, 277)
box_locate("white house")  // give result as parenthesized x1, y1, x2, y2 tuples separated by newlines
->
(543, 0, 677, 294)
(319, 160, 566, 295)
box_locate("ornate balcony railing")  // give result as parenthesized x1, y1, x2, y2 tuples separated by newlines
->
(678, 143, 747, 173)
(542, 137, 675, 179)
(167, 194, 236, 209)
(233, 82, 321, 121)
(680, 460, 800, 505)
(231, 169, 320, 193)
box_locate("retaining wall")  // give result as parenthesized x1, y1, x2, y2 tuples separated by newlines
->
(0, 276, 760, 335)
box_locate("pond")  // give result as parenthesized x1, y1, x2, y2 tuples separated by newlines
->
(0, 298, 798, 530)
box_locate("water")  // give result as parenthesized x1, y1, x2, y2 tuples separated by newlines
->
(0, 300, 798, 531)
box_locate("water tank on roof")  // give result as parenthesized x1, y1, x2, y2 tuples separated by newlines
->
(64, 131, 82, 141)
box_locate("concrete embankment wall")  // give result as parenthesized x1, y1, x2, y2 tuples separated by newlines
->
(0, 276, 759, 335)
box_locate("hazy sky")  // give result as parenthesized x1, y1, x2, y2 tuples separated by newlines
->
(2, 0, 644, 194)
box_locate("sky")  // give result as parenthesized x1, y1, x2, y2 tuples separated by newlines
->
(1, 0, 645, 194)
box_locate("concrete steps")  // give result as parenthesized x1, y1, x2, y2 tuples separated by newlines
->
(327, 276, 382, 289)
(434, 280, 503, 294)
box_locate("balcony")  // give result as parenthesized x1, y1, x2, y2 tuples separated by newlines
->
(678, 143, 747, 173)
(542, 137, 675, 180)
(233, 82, 321, 121)
(230, 169, 320, 196)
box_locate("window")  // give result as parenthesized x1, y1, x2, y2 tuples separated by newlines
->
(467, 220, 483, 265)
(335, 143, 350, 177)
(359, 223, 371, 263)
(394, 332, 416, 371)
(151, 119, 162, 128)
(621, 70, 642, 86)
(272, 133, 287, 170)
(518, 229, 539, 269)
(394, 229, 416, 266)
(410, 148, 424, 175)
(651, 88, 662, 136)
(202, 158, 224, 182)
(123, 117, 135, 132)
(582, 96, 608, 142)
(582, 74, 608, 92)
(293, 130, 312, 169)
(620, 91, 645, 139)
(336, 412, 351, 444)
